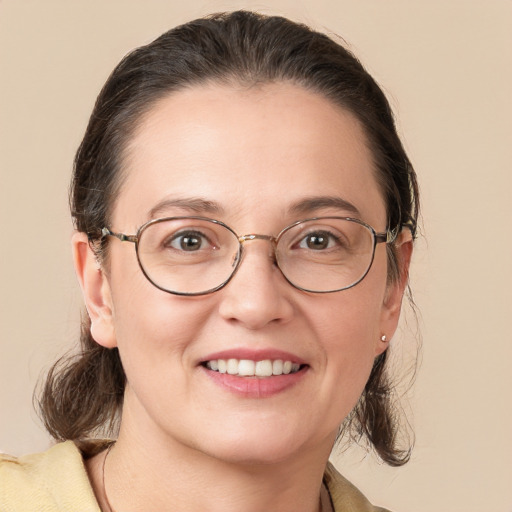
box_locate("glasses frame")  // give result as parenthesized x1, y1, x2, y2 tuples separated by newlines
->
(101, 216, 398, 296)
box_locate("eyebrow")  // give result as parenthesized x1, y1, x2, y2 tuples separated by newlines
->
(148, 197, 225, 219)
(288, 196, 361, 217)
(147, 195, 360, 221)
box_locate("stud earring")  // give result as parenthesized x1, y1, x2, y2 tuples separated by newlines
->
(380, 335, 387, 342)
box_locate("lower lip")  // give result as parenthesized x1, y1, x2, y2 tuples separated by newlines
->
(201, 366, 308, 398)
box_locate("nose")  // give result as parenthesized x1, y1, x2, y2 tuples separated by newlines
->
(218, 239, 294, 330)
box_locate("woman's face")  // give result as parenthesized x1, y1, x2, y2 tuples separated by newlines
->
(79, 83, 408, 465)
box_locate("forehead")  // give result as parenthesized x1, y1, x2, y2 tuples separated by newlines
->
(114, 82, 386, 229)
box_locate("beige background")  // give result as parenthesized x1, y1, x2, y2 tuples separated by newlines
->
(1, 1, 511, 511)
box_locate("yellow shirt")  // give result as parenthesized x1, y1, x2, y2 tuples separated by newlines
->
(0, 441, 390, 511)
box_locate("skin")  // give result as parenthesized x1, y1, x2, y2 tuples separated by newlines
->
(74, 82, 412, 512)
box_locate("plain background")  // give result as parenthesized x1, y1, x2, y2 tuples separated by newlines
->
(1, 1, 511, 511)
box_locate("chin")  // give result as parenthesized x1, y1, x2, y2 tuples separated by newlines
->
(202, 439, 303, 466)
(188, 421, 329, 467)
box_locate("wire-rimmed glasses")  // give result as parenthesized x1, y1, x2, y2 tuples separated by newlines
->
(101, 216, 397, 295)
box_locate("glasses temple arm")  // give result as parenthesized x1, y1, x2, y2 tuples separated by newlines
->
(101, 227, 138, 243)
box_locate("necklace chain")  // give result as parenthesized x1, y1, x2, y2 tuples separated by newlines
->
(102, 443, 115, 512)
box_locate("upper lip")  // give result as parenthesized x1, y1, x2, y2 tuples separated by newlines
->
(200, 348, 307, 365)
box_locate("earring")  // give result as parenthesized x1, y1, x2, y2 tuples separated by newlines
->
(380, 335, 387, 342)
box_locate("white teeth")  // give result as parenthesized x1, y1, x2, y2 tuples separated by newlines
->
(255, 360, 273, 377)
(272, 359, 283, 375)
(227, 358, 238, 375)
(217, 359, 227, 373)
(205, 358, 301, 377)
(238, 359, 255, 376)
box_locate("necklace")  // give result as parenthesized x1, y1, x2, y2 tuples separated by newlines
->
(101, 443, 331, 512)
(102, 443, 115, 512)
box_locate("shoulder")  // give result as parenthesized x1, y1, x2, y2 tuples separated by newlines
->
(324, 461, 392, 512)
(0, 441, 100, 511)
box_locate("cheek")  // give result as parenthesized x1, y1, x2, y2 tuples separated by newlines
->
(313, 299, 379, 379)
(313, 277, 386, 353)
(307, 270, 387, 400)
(110, 292, 219, 422)
(114, 294, 210, 355)
(107, 254, 214, 374)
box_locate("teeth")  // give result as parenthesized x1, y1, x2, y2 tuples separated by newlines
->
(255, 360, 273, 377)
(238, 359, 255, 376)
(272, 360, 283, 375)
(217, 359, 227, 374)
(205, 359, 301, 377)
(227, 359, 238, 375)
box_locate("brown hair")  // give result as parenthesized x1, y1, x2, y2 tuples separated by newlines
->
(38, 10, 419, 465)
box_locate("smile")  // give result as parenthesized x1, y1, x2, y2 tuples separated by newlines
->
(204, 359, 302, 377)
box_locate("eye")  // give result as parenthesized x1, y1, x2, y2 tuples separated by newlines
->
(298, 231, 339, 250)
(167, 230, 211, 251)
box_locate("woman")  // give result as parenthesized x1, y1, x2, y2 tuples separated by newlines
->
(0, 11, 418, 512)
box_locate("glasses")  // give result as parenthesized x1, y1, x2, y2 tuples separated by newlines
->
(101, 216, 397, 296)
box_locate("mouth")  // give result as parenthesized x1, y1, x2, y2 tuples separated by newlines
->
(202, 359, 305, 377)
(199, 349, 309, 397)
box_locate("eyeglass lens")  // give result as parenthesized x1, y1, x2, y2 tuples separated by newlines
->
(135, 217, 377, 295)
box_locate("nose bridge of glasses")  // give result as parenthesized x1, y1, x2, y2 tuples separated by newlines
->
(237, 234, 278, 264)
(238, 233, 276, 244)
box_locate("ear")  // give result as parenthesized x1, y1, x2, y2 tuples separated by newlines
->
(376, 231, 413, 355)
(72, 231, 117, 348)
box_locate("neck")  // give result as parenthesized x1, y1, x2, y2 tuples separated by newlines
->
(94, 423, 334, 512)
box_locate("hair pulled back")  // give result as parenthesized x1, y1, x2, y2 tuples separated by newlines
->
(38, 10, 419, 465)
